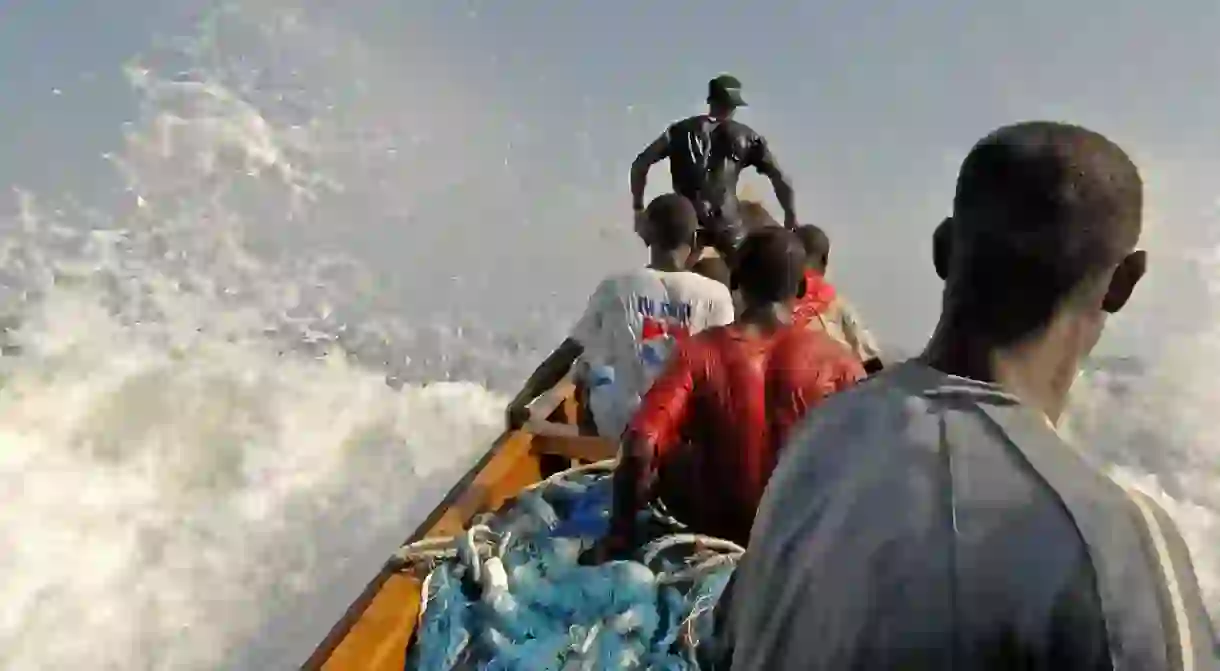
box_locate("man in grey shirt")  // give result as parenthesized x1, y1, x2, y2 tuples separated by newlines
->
(723, 121, 1217, 670)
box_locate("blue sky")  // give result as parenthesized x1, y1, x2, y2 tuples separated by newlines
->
(2, 0, 1219, 355)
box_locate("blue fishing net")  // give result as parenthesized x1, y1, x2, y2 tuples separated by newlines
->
(405, 466, 740, 670)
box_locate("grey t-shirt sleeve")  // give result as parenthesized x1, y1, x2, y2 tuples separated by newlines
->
(726, 381, 922, 670)
(1045, 546, 1115, 670)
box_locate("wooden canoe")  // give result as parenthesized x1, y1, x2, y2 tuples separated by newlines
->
(300, 378, 616, 670)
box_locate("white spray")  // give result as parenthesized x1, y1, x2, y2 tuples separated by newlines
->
(0, 5, 519, 670)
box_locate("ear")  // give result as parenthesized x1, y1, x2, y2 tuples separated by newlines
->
(1102, 250, 1147, 313)
(794, 275, 807, 299)
(932, 217, 953, 280)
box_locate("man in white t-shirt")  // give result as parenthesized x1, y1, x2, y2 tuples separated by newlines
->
(506, 193, 734, 437)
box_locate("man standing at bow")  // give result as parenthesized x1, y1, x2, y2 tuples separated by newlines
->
(630, 74, 798, 259)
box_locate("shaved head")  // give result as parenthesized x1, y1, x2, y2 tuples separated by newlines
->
(644, 193, 699, 250)
(794, 224, 831, 272)
(941, 121, 1144, 345)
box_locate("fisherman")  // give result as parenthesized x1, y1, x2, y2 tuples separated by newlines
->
(630, 75, 798, 259)
(505, 193, 733, 439)
(586, 227, 864, 557)
(724, 122, 1218, 670)
(792, 223, 884, 374)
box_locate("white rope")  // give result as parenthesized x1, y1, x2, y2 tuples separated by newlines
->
(457, 524, 494, 585)
(398, 471, 742, 577)
(636, 536, 742, 658)
(402, 459, 744, 660)
(391, 536, 457, 563)
(661, 553, 740, 585)
(525, 457, 685, 531)
(417, 568, 436, 629)
(414, 525, 506, 623)
(641, 534, 745, 568)
(415, 568, 474, 661)
(576, 622, 601, 656)
(521, 458, 618, 492)
(392, 525, 502, 573)
(680, 593, 716, 649)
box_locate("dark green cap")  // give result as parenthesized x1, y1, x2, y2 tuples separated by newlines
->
(708, 74, 747, 107)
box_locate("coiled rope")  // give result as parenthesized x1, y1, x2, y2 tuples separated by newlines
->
(397, 460, 742, 670)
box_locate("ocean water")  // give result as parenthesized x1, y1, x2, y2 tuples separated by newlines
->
(0, 6, 536, 669)
(0, 3, 1215, 670)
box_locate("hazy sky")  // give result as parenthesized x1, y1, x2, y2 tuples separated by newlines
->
(3, 0, 1220, 360)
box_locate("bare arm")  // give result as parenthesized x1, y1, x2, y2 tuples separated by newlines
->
(608, 431, 657, 549)
(507, 277, 613, 424)
(752, 138, 797, 227)
(505, 338, 583, 429)
(631, 132, 670, 211)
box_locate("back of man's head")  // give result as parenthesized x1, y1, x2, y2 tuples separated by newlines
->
(644, 193, 699, 251)
(794, 224, 831, 272)
(942, 121, 1144, 346)
(732, 228, 807, 304)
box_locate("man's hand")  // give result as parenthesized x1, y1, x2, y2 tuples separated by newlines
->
(505, 400, 531, 431)
(783, 212, 799, 229)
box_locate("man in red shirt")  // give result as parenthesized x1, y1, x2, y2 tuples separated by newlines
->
(591, 228, 865, 556)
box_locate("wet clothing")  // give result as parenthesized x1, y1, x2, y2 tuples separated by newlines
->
(626, 324, 864, 544)
(569, 268, 733, 438)
(657, 116, 783, 255)
(793, 269, 882, 365)
(727, 361, 1218, 671)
